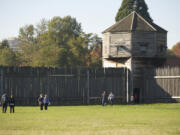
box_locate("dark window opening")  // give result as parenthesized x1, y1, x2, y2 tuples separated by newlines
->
(159, 45, 166, 53)
(140, 43, 148, 54)
(133, 88, 140, 104)
(117, 46, 125, 54)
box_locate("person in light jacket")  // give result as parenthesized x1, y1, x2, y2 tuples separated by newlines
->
(108, 92, 115, 106)
(101, 91, 107, 106)
(1, 92, 8, 113)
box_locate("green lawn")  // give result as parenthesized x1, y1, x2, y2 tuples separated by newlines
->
(0, 104, 180, 135)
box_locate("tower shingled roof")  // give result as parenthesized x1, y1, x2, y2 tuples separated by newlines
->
(102, 11, 167, 33)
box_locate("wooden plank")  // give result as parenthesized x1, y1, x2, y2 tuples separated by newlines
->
(154, 76, 180, 79)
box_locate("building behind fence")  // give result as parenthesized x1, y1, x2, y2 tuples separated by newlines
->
(0, 66, 180, 105)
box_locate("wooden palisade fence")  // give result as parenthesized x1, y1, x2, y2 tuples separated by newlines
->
(0, 67, 129, 105)
(0, 66, 180, 105)
(141, 66, 180, 103)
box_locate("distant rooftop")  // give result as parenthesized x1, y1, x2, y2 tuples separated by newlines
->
(7, 37, 21, 52)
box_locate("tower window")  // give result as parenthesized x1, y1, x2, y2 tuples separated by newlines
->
(140, 43, 148, 53)
(117, 46, 125, 54)
(159, 44, 166, 52)
(117, 46, 124, 51)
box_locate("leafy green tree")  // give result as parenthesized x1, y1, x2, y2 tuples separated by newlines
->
(18, 25, 38, 66)
(115, 0, 153, 22)
(36, 19, 48, 35)
(36, 19, 49, 47)
(19, 25, 36, 43)
(88, 34, 102, 67)
(0, 48, 17, 66)
(48, 16, 82, 46)
(67, 36, 89, 66)
(0, 39, 9, 49)
(17, 16, 102, 68)
(31, 45, 61, 67)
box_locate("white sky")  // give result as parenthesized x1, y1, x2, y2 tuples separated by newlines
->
(0, 0, 180, 48)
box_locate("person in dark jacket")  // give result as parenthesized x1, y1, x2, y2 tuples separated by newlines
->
(1, 92, 8, 113)
(43, 94, 50, 110)
(9, 95, 15, 113)
(101, 91, 107, 106)
(38, 94, 44, 110)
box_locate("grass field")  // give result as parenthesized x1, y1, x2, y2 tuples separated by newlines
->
(0, 104, 180, 135)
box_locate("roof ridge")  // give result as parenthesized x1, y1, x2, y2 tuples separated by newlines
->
(131, 11, 135, 31)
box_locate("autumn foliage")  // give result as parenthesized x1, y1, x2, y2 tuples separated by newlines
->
(172, 42, 180, 58)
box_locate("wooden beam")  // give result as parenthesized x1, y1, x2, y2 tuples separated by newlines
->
(154, 76, 180, 79)
(172, 96, 180, 99)
(48, 74, 74, 77)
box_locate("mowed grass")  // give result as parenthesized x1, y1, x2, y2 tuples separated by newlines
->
(0, 104, 180, 135)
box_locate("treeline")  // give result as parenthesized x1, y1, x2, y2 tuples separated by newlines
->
(0, 16, 102, 67)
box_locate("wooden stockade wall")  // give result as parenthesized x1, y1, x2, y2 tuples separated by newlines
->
(0, 67, 128, 105)
(0, 66, 180, 105)
(142, 66, 180, 103)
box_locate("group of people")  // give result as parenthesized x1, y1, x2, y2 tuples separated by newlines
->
(1, 91, 114, 111)
(38, 94, 50, 110)
(0, 92, 51, 113)
(101, 91, 115, 106)
(0, 92, 15, 113)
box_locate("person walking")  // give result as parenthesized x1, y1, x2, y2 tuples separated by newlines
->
(38, 94, 44, 110)
(43, 94, 50, 110)
(101, 91, 107, 106)
(1, 92, 8, 113)
(108, 92, 115, 106)
(9, 95, 15, 113)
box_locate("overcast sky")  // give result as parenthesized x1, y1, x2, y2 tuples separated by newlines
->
(0, 0, 179, 48)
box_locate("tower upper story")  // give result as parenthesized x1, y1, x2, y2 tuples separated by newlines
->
(102, 11, 167, 61)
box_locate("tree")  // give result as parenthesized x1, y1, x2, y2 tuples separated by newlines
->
(0, 39, 18, 66)
(172, 42, 180, 58)
(0, 39, 9, 49)
(115, 0, 153, 22)
(67, 36, 89, 67)
(48, 16, 82, 46)
(0, 48, 17, 66)
(18, 25, 39, 66)
(36, 19, 48, 35)
(167, 49, 176, 57)
(31, 45, 61, 67)
(17, 16, 102, 68)
(88, 34, 102, 67)
(19, 25, 36, 43)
